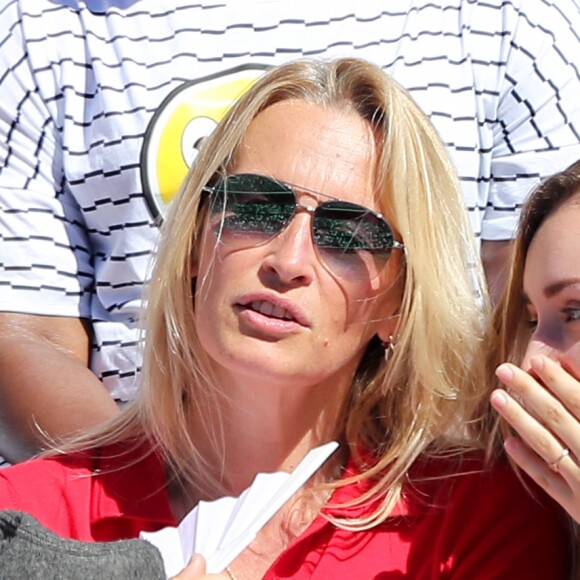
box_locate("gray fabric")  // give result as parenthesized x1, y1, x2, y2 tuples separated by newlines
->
(0, 510, 166, 580)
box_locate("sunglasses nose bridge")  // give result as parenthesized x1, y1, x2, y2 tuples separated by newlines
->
(260, 206, 320, 286)
(278, 204, 317, 248)
(290, 202, 324, 249)
(293, 202, 316, 226)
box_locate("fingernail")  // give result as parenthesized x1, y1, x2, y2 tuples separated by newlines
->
(495, 364, 514, 383)
(504, 437, 518, 454)
(490, 390, 508, 408)
(530, 356, 544, 371)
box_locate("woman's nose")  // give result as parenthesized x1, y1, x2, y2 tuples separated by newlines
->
(259, 214, 317, 287)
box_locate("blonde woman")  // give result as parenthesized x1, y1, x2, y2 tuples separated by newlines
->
(0, 59, 570, 578)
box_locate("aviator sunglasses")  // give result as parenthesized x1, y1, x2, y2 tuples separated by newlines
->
(202, 173, 404, 282)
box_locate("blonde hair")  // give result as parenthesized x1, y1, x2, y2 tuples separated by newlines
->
(486, 159, 580, 454)
(62, 58, 489, 529)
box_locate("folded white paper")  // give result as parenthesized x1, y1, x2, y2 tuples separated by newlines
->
(140, 441, 339, 578)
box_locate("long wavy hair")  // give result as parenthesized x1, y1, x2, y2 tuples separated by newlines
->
(61, 58, 489, 529)
(486, 159, 580, 455)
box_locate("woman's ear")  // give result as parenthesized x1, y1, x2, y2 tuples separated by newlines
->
(376, 313, 399, 364)
(374, 258, 405, 344)
(376, 313, 399, 345)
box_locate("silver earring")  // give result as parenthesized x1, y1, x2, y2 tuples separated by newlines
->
(383, 335, 396, 363)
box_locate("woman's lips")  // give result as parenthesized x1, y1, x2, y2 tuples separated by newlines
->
(235, 294, 310, 334)
(237, 306, 304, 335)
(249, 300, 297, 321)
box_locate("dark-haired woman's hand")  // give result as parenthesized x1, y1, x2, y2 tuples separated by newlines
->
(490, 354, 580, 523)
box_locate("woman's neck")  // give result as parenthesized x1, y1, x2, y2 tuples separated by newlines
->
(191, 369, 352, 498)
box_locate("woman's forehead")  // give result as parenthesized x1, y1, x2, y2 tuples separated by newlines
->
(232, 100, 380, 209)
(524, 203, 580, 296)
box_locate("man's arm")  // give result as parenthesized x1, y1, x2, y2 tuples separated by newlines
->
(0, 313, 120, 463)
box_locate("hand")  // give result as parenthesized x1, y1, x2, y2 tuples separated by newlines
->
(170, 554, 231, 580)
(490, 355, 580, 523)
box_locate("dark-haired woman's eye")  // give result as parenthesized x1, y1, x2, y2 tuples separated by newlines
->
(563, 308, 580, 322)
(525, 318, 538, 330)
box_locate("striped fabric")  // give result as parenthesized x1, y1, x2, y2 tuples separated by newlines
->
(0, 0, 579, 417)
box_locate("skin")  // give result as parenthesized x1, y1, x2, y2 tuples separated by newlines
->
(182, 100, 402, 577)
(197, 103, 398, 383)
(490, 199, 580, 523)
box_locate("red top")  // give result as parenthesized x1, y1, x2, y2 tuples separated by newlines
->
(0, 445, 571, 578)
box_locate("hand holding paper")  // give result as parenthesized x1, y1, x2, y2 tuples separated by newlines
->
(141, 441, 339, 578)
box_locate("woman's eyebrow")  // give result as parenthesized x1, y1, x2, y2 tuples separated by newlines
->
(544, 278, 580, 298)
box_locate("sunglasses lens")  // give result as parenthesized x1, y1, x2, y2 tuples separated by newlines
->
(313, 202, 394, 253)
(209, 175, 294, 242)
(313, 202, 395, 281)
(206, 174, 398, 282)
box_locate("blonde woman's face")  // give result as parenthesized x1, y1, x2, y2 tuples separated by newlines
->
(193, 100, 403, 391)
(522, 200, 580, 375)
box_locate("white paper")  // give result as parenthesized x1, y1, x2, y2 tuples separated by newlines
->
(140, 441, 339, 578)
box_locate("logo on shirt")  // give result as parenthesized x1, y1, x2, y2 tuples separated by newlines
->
(141, 65, 268, 222)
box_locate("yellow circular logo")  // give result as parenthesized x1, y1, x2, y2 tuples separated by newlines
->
(141, 65, 268, 222)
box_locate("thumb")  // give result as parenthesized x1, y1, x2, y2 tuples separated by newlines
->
(170, 553, 207, 579)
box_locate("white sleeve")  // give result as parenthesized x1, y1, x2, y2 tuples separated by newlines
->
(482, 0, 580, 240)
(0, 1, 93, 317)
